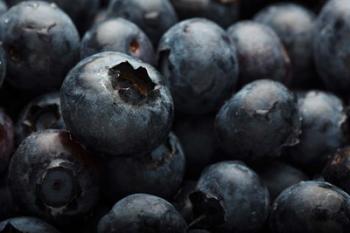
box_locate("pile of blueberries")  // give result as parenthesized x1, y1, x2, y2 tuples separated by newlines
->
(1, 0, 350, 232)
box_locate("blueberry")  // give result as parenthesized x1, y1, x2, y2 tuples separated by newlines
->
(8, 130, 100, 225)
(0, 1, 80, 92)
(106, 0, 178, 45)
(0, 1, 7, 16)
(286, 91, 347, 173)
(103, 133, 185, 202)
(270, 181, 350, 233)
(172, 180, 196, 223)
(7, 0, 99, 34)
(0, 109, 14, 174)
(173, 115, 216, 177)
(93, 9, 108, 25)
(227, 21, 291, 87)
(81, 18, 155, 65)
(254, 3, 317, 88)
(215, 79, 301, 161)
(0, 217, 60, 233)
(0, 45, 6, 88)
(97, 193, 187, 233)
(254, 161, 308, 200)
(313, 0, 350, 94)
(15, 92, 64, 145)
(323, 147, 350, 195)
(60, 52, 174, 157)
(158, 18, 238, 115)
(189, 161, 269, 233)
(170, 0, 239, 28)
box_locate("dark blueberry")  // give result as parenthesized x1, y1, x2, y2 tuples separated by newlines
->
(106, 0, 178, 45)
(0, 1, 7, 16)
(254, 3, 317, 88)
(172, 180, 196, 223)
(81, 18, 155, 65)
(15, 92, 64, 145)
(173, 115, 216, 177)
(286, 91, 347, 173)
(215, 79, 301, 161)
(158, 18, 238, 115)
(103, 133, 185, 202)
(8, 130, 100, 225)
(97, 193, 187, 233)
(270, 181, 350, 233)
(0, 109, 14, 174)
(313, 0, 350, 94)
(254, 161, 308, 200)
(170, 0, 239, 28)
(189, 161, 269, 233)
(0, 45, 6, 88)
(0, 217, 60, 233)
(7, 0, 99, 34)
(0, 185, 17, 221)
(227, 21, 291, 87)
(0, 1, 80, 92)
(323, 147, 350, 194)
(60, 52, 174, 157)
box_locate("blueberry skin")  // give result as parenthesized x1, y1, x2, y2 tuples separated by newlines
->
(107, 0, 178, 45)
(313, 0, 350, 93)
(323, 147, 350, 195)
(0, 1, 80, 92)
(7, 0, 99, 34)
(158, 18, 238, 115)
(227, 21, 291, 87)
(0, 109, 14, 174)
(254, 3, 317, 88)
(215, 79, 301, 161)
(0, 217, 61, 233)
(97, 193, 187, 233)
(286, 91, 347, 173)
(255, 161, 308, 200)
(170, 0, 239, 28)
(15, 92, 65, 145)
(270, 181, 350, 233)
(173, 115, 216, 177)
(0, 1, 7, 16)
(61, 52, 174, 157)
(104, 133, 185, 202)
(189, 161, 269, 233)
(8, 130, 100, 225)
(81, 18, 155, 65)
(0, 45, 7, 88)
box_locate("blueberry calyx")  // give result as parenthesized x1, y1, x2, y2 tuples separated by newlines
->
(21, 104, 61, 132)
(109, 61, 157, 105)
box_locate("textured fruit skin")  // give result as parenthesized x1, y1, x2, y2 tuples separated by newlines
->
(61, 52, 174, 157)
(81, 18, 155, 65)
(254, 3, 317, 88)
(190, 161, 270, 233)
(170, 0, 239, 28)
(97, 193, 187, 233)
(255, 161, 308, 200)
(8, 130, 100, 225)
(0, 1, 80, 92)
(270, 181, 350, 233)
(215, 79, 301, 161)
(106, 0, 178, 45)
(0, 109, 14, 174)
(286, 91, 347, 173)
(7, 0, 99, 33)
(0, 217, 61, 233)
(227, 21, 291, 87)
(323, 147, 350, 195)
(15, 92, 64, 145)
(104, 133, 185, 202)
(158, 18, 238, 115)
(313, 0, 350, 93)
(173, 115, 217, 178)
